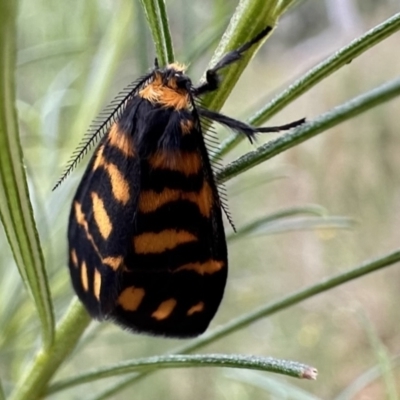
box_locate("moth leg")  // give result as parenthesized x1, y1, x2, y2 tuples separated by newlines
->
(198, 107, 305, 143)
(193, 26, 273, 96)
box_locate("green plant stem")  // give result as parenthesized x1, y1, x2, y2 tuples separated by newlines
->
(90, 249, 400, 400)
(48, 354, 316, 394)
(139, 0, 174, 65)
(217, 12, 400, 157)
(0, 0, 54, 349)
(155, 0, 174, 63)
(217, 77, 400, 183)
(9, 299, 91, 400)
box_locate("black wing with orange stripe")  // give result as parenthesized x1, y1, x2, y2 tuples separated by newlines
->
(63, 26, 305, 338)
(68, 88, 227, 337)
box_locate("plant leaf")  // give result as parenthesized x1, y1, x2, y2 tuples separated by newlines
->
(0, 0, 54, 349)
(48, 353, 317, 394)
(139, 0, 174, 65)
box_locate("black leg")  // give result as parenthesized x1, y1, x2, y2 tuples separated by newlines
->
(198, 107, 305, 143)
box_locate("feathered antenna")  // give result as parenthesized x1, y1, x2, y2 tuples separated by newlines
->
(52, 73, 152, 190)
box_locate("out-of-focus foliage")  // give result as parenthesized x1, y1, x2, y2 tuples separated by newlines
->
(1, 0, 400, 399)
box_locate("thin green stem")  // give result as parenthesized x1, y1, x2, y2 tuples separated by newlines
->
(9, 299, 91, 400)
(217, 77, 400, 183)
(0, 0, 54, 349)
(48, 354, 316, 394)
(140, 0, 174, 65)
(91, 249, 400, 400)
(155, 0, 174, 63)
(217, 12, 400, 157)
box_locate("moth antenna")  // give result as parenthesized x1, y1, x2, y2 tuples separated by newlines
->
(52, 73, 152, 190)
(193, 26, 274, 96)
(211, 26, 273, 72)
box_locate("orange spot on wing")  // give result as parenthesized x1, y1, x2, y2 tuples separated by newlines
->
(103, 256, 123, 271)
(148, 151, 201, 176)
(91, 192, 112, 240)
(108, 124, 135, 157)
(74, 201, 101, 256)
(106, 163, 130, 205)
(152, 298, 177, 320)
(175, 260, 224, 275)
(118, 286, 145, 311)
(74, 202, 122, 271)
(70, 249, 78, 267)
(93, 268, 101, 300)
(92, 140, 131, 205)
(92, 145, 106, 170)
(139, 181, 212, 217)
(134, 229, 197, 254)
(187, 301, 205, 316)
(81, 261, 89, 291)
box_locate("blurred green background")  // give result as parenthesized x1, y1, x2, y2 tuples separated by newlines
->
(1, 0, 400, 399)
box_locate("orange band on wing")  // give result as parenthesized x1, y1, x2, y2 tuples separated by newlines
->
(133, 229, 197, 254)
(175, 260, 224, 275)
(139, 181, 212, 217)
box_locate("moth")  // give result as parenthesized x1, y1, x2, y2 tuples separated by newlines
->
(55, 26, 304, 337)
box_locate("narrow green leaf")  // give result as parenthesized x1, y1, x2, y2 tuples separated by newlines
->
(9, 299, 90, 400)
(139, 0, 174, 65)
(90, 249, 400, 399)
(217, 12, 400, 157)
(0, 0, 54, 349)
(217, 77, 400, 183)
(155, 0, 174, 63)
(48, 354, 317, 394)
